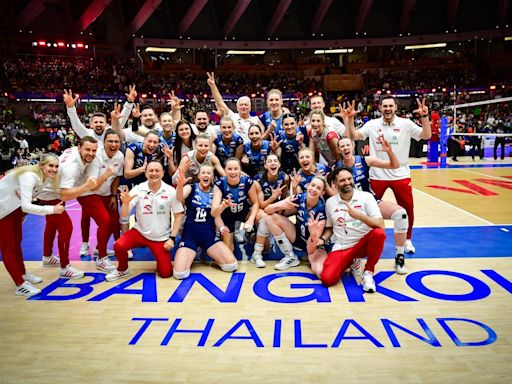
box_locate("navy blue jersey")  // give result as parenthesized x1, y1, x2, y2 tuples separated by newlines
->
(298, 125, 310, 147)
(158, 131, 175, 149)
(184, 182, 215, 226)
(254, 171, 287, 201)
(259, 111, 284, 136)
(294, 192, 326, 246)
(243, 140, 271, 177)
(298, 163, 329, 191)
(215, 175, 254, 230)
(279, 129, 302, 174)
(334, 156, 377, 199)
(126, 142, 162, 187)
(214, 133, 244, 165)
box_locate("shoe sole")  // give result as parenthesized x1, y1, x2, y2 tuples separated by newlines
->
(106, 273, 130, 282)
(96, 266, 117, 273)
(15, 290, 41, 297)
(59, 274, 85, 279)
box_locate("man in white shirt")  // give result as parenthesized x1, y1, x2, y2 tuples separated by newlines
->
(78, 129, 124, 273)
(345, 96, 431, 254)
(105, 161, 184, 282)
(313, 166, 386, 292)
(38, 137, 99, 278)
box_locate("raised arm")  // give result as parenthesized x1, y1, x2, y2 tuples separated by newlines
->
(365, 138, 400, 169)
(64, 89, 89, 138)
(414, 98, 432, 140)
(207, 72, 230, 116)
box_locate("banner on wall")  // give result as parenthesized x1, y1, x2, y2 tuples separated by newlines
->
(323, 74, 363, 91)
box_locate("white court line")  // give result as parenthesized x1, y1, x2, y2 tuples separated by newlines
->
(66, 201, 80, 208)
(413, 187, 494, 225)
(458, 169, 512, 181)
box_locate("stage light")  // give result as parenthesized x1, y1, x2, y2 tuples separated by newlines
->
(71, 44, 76, 48)
(76, 43, 84, 48)
(405, 43, 446, 50)
(38, 41, 46, 46)
(226, 50, 265, 55)
(57, 42, 65, 47)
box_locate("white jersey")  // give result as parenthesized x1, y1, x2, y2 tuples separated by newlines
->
(228, 110, 260, 143)
(83, 147, 124, 197)
(326, 190, 382, 250)
(358, 116, 422, 180)
(191, 124, 218, 140)
(0, 171, 55, 219)
(66, 101, 133, 143)
(172, 149, 214, 184)
(128, 181, 184, 241)
(38, 147, 88, 200)
(306, 115, 346, 138)
(310, 126, 340, 166)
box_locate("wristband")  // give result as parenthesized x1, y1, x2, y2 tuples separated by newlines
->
(421, 114, 428, 118)
(120, 216, 129, 225)
(169, 235, 176, 241)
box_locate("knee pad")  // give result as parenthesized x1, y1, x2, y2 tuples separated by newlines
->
(220, 262, 238, 272)
(173, 269, 190, 280)
(391, 208, 408, 234)
(256, 218, 270, 238)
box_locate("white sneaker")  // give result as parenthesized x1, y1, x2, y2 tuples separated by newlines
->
(105, 269, 130, 282)
(60, 265, 85, 279)
(404, 239, 416, 253)
(250, 254, 266, 268)
(79, 242, 90, 256)
(23, 272, 43, 284)
(95, 257, 116, 272)
(394, 254, 408, 275)
(42, 255, 61, 267)
(274, 254, 300, 271)
(361, 271, 376, 293)
(93, 248, 115, 257)
(350, 258, 363, 277)
(15, 281, 41, 297)
(127, 250, 134, 260)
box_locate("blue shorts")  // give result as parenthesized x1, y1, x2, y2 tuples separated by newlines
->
(221, 211, 249, 232)
(178, 225, 219, 252)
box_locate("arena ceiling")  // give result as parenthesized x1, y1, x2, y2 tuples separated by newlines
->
(2, 0, 512, 49)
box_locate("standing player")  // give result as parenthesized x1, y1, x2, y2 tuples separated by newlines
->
(106, 161, 184, 281)
(336, 138, 408, 274)
(79, 129, 124, 273)
(345, 97, 431, 253)
(0, 154, 65, 296)
(38, 137, 99, 279)
(173, 164, 238, 279)
(314, 167, 386, 291)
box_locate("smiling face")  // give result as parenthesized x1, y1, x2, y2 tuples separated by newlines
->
(145, 161, 164, 183)
(306, 177, 325, 200)
(338, 138, 354, 160)
(177, 123, 191, 140)
(160, 113, 173, 132)
(141, 108, 158, 128)
(143, 133, 160, 154)
(267, 91, 283, 113)
(198, 165, 214, 189)
(309, 112, 324, 132)
(220, 120, 234, 139)
(41, 158, 59, 179)
(195, 137, 211, 157)
(248, 125, 262, 145)
(90, 115, 107, 135)
(225, 159, 241, 182)
(282, 116, 297, 136)
(335, 169, 355, 194)
(298, 149, 315, 172)
(79, 141, 98, 164)
(309, 96, 325, 111)
(380, 97, 397, 123)
(104, 133, 121, 158)
(195, 112, 209, 131)
(264, 154, 280, 176)
(237, 97, 251, 117)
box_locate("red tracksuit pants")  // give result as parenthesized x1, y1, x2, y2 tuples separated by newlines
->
(0, 208, 26, 286)
(42, 199, 73, 268)
(320, 228, 386, 287)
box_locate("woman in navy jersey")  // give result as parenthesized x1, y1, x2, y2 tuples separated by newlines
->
(213, 116, 244, 166)
(257, 176, 327, 273)
(211, 157, 259, 252)
(251, 154, 290, 267)
(241, 124, 272, 177)
(124, 131, 162, 188)
(173, 163, 238, 279)
(165, 120, 196, 177)
(291, 147, 330, 194)
(270, 113, 305, 174)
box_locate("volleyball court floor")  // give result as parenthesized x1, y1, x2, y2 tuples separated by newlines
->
(0, 157, 511, 383)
